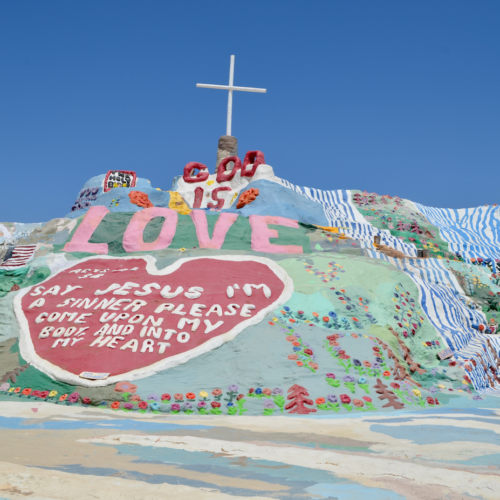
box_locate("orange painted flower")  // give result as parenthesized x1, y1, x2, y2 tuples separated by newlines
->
(296, 361, 303, 366)
(59, 394, 68, 401)
(352, 318, 359, 322)
(316, 397, 326, 405)
(114, 381, 138, 393)
(186, 392, 196, 400)
(111, 401, 120, 409)
(383, 371, 391, 377)
(312, 312, 319, 317)
(286, 336, 297, 342)
(268, 321, 275, 325)
(288, 354, 298, 360)
(289, 318, 296, 323)
(262, 388, 272, 396)
(323, 316, 329, 322)
(21, 388, 32, 396)
(329, 341, 340, 346)
(14, 387, 21, 393)
(353, 399, 364, 407)
(292, 342, 300, 346)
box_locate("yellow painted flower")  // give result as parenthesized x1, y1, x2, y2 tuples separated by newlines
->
(412, 389, 421, 397)
(206, 180, 215, 186)
(305, 320, 310, 323)
(395, 286, 400, 290)
(8, 387, 14, 393)
(392, 298, 397, 302)
(179, 248, 186, 252)
(199, 391, 208, 398)
(462, 380, 468, 385)
(49, 390, 58, 398)
(437, 384, 445, 388)
(272, 317, 278, 322)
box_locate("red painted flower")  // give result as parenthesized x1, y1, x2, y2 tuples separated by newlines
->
(111, 401, 120, 409)
(383, 371, 391, 377)
(289, 319, 296, 323)
(340, 394, 351, 404)
(268, 321, 275, 326)
(338, 350, 346, 355)
(249, 388, 255, 394)
(426, 397, 435, 405)
(263, 388, 272, 396)
(211, 401, 221, 408)
(138, 401, 148, 410)
(161, 393, 171, 401)
(14, 387, 21, 393)
(32, 390, 41, 397)
(323, 316, 330, 322)
(296, 361, 304, 366)
(449, 361, 457, 367)
(362, 396, 372, 402)
(237, 394, 244, 400)
(130, 394, 141, 402)
(292, 342, 300, 347)
(40, 391, 49, 399)
(82, 397, 91, 405)
(340, 354, 350, 360)
(186, 392, 196, 400)
(304, 349, 313, 355)
(390, 382, 400, 389)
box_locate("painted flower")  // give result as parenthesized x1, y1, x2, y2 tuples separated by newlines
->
(111, 401, 120, 410)
(21, 388, 32, 396)
(383, 371, 391, 377)
(186, 392, 196, 400)
(372, 362, 381, 369)
(363, 361, 371, 367)
(286, 336, 297, 342)
(353, 359, 361, 367)
(312, 312, 319, 317)
(296, 361, 304, 366)
(263, 400, 275, 409)
(161, 393, 171, 401)
(390, 383, 400, 390)
(59, 394, 68, 401)
(14, 387, 21, 393)
(171, 403, 181, 411)
(362, 396, 372, 402)
(262, 388, 272, 396)
(198, 401, 207, 408)
(288, 354, 298, 360)
(449, 361, 457, 367)
(426, 397, 435, 405)
(40, 391, 49, 399)
(309, 362, 319, 370)
(227, 384, 239, 392)
(182, 402, 192, 411)
(130, 395, 141, 402)
(351, 333, 359, 339)
(292, 342, 300, 347)
(412, 389, 421, 397)
(174, 393, 184, 401)
(32, 390, 40, 397)
(211, 401, 221, 408)
(146, 393, 159, 401)
(49, 390, 58, 398)
(343, 375, 355, 383)
(316, 397, 326, 405)
(123, 403, 133, 410)
(0, 383, 9, 392)
(304, 349, 313, 355)
(353, 399, 364, 407)
(138, 401, 148, 410)
(255, 388, 262, 395)
(272, 388, 283, 396)
(212, 389, 222, 396)
(327, 394, 338, 403)
(375, 357, 384, 363)
(237, 394, 245, 400)
(249, 388, 255, 394)
(340, 394, 351, 404)
(322, 317, 330, 322)
(82, 397, 91, 405)
(114, 381, 137, 393)
(67, 392, 79, 403)
(326, 373, 336, 379)
(359, 377, 367, 384)
(472, 395, 483, 401)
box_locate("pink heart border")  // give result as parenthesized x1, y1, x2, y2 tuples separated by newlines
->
(14, 255, 294, 387)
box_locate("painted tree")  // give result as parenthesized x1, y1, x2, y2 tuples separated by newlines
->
(373, 378, 405, 410)
(285, 384, 317, 414)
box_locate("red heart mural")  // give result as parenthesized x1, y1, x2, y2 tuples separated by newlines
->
(15, 256, 292, 386)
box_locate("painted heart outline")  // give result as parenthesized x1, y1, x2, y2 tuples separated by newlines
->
(14, 255, 293, 387)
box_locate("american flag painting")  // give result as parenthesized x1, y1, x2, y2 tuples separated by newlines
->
(0, 245, 37, 269)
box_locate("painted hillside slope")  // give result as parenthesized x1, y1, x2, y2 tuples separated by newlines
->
(1, 152, 499, 417)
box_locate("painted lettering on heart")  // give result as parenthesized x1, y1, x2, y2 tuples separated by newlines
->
(15, 256, 293, 386)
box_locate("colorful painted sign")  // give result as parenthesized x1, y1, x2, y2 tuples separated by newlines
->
(104, 171, 137, 192)
(15, 256, 292, 386)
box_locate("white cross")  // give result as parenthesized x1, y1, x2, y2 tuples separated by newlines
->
(196, 55, 266, 136)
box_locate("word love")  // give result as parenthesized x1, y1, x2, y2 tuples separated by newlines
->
(15, 256, 291, 386)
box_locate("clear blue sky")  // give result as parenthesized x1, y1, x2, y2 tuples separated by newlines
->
(1, 1, 499, 222)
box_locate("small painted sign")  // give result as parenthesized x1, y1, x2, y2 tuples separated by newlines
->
(438, 348, 453, 360)
(80, 372, 110, 380)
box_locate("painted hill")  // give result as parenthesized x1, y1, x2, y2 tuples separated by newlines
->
(1, 150, 499, 416)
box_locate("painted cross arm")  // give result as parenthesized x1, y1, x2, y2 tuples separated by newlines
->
(196, 84, 267, 93)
